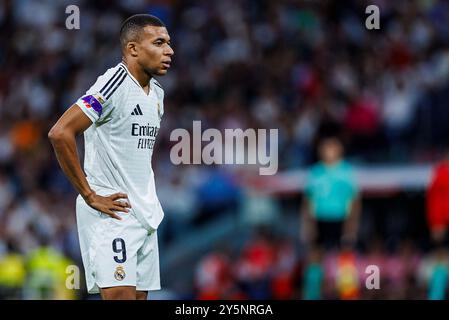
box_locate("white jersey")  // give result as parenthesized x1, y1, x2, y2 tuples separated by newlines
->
(75, 62, 165, 231)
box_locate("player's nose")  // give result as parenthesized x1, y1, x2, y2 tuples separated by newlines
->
(165, 45, 174, 57)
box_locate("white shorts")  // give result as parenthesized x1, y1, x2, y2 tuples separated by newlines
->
(76, 195, 161, 294)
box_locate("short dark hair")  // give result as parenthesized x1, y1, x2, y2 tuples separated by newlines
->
(120, 14, 165, 50)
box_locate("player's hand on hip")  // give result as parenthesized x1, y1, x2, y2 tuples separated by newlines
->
(85, 192, 131, 220)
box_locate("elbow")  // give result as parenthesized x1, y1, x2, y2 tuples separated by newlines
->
(48, 125, 64, 143)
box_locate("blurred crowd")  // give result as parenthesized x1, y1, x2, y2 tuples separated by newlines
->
(194, 228, 449, 300)
(192, 137, 449, 300)
(0, 0, 449, 299)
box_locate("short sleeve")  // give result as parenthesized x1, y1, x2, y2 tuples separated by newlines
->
(75, 66, 127, 124)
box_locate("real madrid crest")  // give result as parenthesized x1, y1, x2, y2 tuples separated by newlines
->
(94, 93, 105, 104)
(114, 265, 126, 281)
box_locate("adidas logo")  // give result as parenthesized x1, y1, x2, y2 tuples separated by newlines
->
(131, 104, 143, 115)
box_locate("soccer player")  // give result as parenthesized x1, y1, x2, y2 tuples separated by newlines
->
(48, 14, 174, 300)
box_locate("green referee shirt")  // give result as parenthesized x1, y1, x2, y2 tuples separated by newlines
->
(305, 160, 357, 222)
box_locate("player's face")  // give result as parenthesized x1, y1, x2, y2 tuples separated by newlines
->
(137, 26, 174, 76)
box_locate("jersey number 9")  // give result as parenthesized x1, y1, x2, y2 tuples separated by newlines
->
(112, 238, 127, 263)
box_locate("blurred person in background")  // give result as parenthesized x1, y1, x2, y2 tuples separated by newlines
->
(418, 245, 449, 300)
(194, 167, 242, 225)
(157, 173, 198, 244)
(301, 137, 361, 251)
(334, 244, 360, 300)
(302, 246, 324, 300)
(384, 240, 422, 299)
(23, 235, 75, 300)
(320, 242, 360, 300)
(269, 236, 298, 299)
(426, 247, 449, 300)
(235, 228, 276, 299)
(0, 240, 26, 299)
(425, 153, 449, 299)
(426, 150, 449, 246)
(194, 247, 245, 300)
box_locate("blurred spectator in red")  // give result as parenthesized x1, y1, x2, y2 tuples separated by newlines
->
(426, 152, 449, 245)
(344, 94, 380, 138)
(424, 153, 449, 299)
(270, 237, 297, 299)
(194, 250, 236, 300)
(235, 229, 276, 299)
(343, 92, 382, 159)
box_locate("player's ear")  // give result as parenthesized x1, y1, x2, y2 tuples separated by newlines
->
(127, 42, 138, 57)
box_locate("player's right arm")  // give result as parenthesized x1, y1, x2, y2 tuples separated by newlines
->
(48, 104, 130, 220)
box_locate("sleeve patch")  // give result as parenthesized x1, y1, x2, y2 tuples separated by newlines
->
(81, 94, 104, 116)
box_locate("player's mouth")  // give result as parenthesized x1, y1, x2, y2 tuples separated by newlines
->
(161, 61, 171, 69)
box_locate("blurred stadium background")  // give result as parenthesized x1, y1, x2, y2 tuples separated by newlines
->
(1, 0, 449, 299)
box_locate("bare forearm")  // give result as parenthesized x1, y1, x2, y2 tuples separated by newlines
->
(49, 130, 130, 220)
(49, 132, 93, 199)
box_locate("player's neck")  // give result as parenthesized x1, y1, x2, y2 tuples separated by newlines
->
(122, 60, 152, 88)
